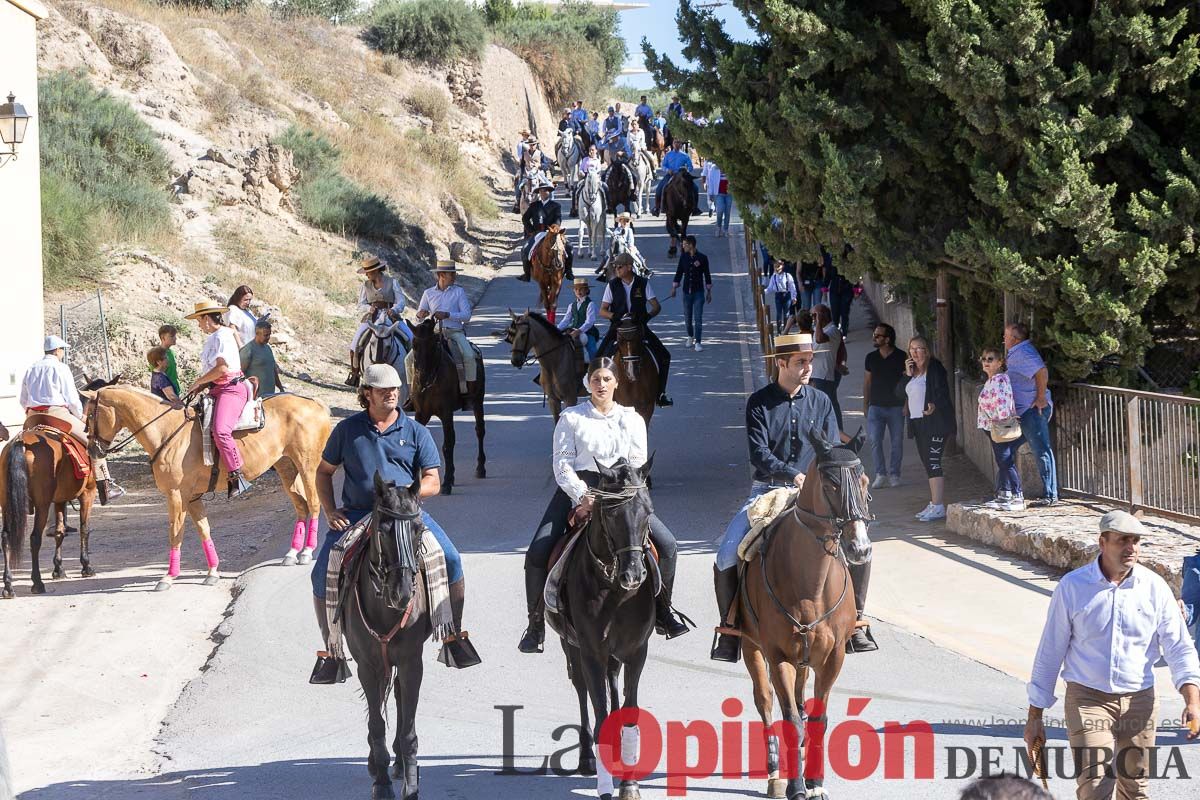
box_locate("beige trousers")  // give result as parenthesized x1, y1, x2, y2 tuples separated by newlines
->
(24, 406, 87, 445)
(1065, 682, 1158, 800)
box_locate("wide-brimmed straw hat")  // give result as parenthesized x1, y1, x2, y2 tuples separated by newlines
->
(572, 277, 591, 288)
(765, 333, 826, 358)
(616, 211, 631, 221)
(357, 255, 385, 275)
(185, 300, 229, 320)
(432, 260, 459, 273)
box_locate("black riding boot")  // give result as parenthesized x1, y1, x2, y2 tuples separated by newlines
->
(710, 565, 741, 662)
(653, 552, 692, 639)
(846, 560, 878, 653)
(518, 566, 548, 654)
(438, 578, 482, 669)
(309, 594, 351, 684)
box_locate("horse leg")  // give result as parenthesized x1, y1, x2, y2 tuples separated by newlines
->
(568, 647, 596, 775)
(359, 661, 395, 800)
(157, 490, 187, 591)
(391, 653, 423, 798)
(78, 488, 96, 578)
(745, 641, 786, 798)
(440, 411, 456, 495)
(805, 653, 843, 797)
(473, 384, 486, 480)
(580, 656, 616, 800)
(618, 644, 649, 800)
(186, 496, 220, 587)
(275, 459, 307, 566)
(768, 658, 805, 799)
(51, 501, 66, 579)
(29, 504, 48, 594)
(1, 527, 12, 599)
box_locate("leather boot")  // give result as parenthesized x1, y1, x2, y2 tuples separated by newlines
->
(710, 565, 741, 662)
(309, 594, 350, 684)
(518, 566, 547, 654)
(846, 560, 878, 653)
(438, 578, 482, 669)
(655, 592, 692, 639)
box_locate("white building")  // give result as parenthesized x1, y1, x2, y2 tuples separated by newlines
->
(0, 0, 47, 429)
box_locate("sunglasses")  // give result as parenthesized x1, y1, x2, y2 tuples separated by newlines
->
(980, 356, 998, 363)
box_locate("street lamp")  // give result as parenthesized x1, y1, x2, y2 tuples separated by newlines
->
(0, 92, 32, 168)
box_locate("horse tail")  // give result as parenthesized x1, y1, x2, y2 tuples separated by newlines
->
(4, 440, 29, 563)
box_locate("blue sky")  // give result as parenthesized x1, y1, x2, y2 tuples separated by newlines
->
(617, 0, 755, 89)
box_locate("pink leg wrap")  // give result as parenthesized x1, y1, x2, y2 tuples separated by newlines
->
(168, 547, 181, 577)
(305, 516, 319, 550)
(202, 537, 219, 570)
(291, 520, 306, 551)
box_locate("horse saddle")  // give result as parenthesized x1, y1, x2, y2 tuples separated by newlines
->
(737, 488, 799, 562)
(199, 394, 266, 435)
(20, 424, 91, 480)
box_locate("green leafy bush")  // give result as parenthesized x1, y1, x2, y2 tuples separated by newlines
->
(272, 0, 357, 23)
(365, 0, 487, 65)
(157, 0, 252, 11)
(40, 173, 101, 287)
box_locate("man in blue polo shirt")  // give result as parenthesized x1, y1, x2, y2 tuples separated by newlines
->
(309, 363, 474, 681)
(1004, 321, 1058, 506)
(652, 139, 698, 216)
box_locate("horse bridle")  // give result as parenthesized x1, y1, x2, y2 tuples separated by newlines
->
(85, 388, 197, 467)
(367, 501, 423, 601)
(584, 483, 651, 586)
(508, 317, 572, 369)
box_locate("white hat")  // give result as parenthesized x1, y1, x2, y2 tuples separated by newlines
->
(43, 335, 69, 352)
(362, 363, 403, 389)
(1099, 510, 1152, 538)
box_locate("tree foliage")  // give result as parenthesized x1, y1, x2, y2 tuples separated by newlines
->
(365, 0, 487, 65)
(647, 1, 1200, 381)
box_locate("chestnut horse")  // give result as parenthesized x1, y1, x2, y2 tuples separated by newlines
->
(85, 384, 330, 590)
(532, 225, 568, 324)
(0, 426, 97, 597)
(736, 434, 872, 799)
(613, 322, 657, 429)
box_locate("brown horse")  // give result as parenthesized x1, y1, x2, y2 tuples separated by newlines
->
(408, 318, 486, 495)
(505, 310, 583, 423)
(0, 426, 97, 597)
(736, 434, 872, 799)
(661, 169, 695, 257)
(638, 114, 664, 165)
(85, 384, 330, 590)
(613, 322, 657, 428)
(532, 225, 568, 324)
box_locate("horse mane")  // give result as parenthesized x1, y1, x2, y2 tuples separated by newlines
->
(526, 312, 566, 338)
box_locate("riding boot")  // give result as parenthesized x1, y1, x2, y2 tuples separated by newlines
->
(345, 351, 360, 387)
(518, 566, 548, 654)
(653, 568, 692, 639)
(309, 594, 351, 684)
(438, 578, 482, 669)
(846, 560, 878, 653)
(710, 565, 742, 662)
(518, 258, 532, 282)
(227, 469, 252, 499)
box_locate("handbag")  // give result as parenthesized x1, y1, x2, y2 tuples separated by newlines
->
(990, 416, 1022, 443)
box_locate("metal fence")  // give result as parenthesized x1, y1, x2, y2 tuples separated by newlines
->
(1055, 383, 1200, 523)
(59, 290, 113, 386)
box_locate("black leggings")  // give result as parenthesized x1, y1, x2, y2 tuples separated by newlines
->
(912, 420, 946, 478)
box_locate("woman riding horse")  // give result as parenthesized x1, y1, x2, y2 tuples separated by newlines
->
(518, 356, 691, 654)
(347, 255, 412, 387)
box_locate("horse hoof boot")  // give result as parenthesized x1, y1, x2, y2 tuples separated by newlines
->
(203, 573, 220, 587)
(297, 549, 313, 565)
(371, 783, 395, 800)
(281, 551, 299, 567)
(767, 777, 787, 798)
(154, 579, 173, 592)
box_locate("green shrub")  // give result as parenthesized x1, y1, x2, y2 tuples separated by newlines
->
(272, 0, 357, 23)
(157, 0, 252, 11)
(407, 85, 450, 127)
(40, 172, 101, 288)
(273, 124, 342, 175)
(366, 0, 486, 65)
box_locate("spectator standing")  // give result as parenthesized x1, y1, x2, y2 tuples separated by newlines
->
(240, 319, 285, 396)
(798, 257, 820, 312)
(809, 304, 847, 430)
(702, 160, 719, 217)
(976, 347, 1025, 510)
(1025, 511, 1200, 800)
(156, 324, 181, 390)
(1004, 322, 1058, 506)
(226, 285, 258, 346)
(147, 347, 181, 405)
(831, 273, 855, 333)
(863, 323, 906, 489)
(713, 167, 733, 236)
(669, 235, 713, 351)
(898, 336, 955, 521)
(764, 261, 797, 334)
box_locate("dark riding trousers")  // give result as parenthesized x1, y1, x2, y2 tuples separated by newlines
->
(521, 199, 573, 271)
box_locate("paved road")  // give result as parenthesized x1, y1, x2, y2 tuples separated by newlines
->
(21, 205, 1200, 798)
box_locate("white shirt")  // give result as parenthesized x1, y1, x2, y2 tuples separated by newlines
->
(417, 284, 472, 332)
(225, 306, 257, 347)
(627, 129, 645, 153)
(610, 225, 636, 252)
(765, 272, 796, 299)
(200, 326, 242, 375)
(602, 278, 656, 308)
(810, 325, 843, 382)
(905, 372, 927, 418)
(553, 401, 648, 504)
(20, 355, 83, 418)
(1028, 560, 1200, 709)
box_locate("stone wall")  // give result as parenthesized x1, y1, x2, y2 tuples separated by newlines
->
(860, 275, 917, 352)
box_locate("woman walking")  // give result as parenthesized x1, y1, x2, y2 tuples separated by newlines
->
(898, 336, 956, 521)
(976, 347, 1025, 510)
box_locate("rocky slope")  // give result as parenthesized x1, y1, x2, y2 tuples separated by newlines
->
(38, 0, 556, 386)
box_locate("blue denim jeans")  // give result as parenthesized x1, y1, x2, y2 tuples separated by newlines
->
(715, 194, 733, 230)
(867, 405, 905, 479)
(799, 287, 817, 312)
(773, 292, 790, 331)
(310, 508, 463, 598)
(682, 290, 706, 343)
(1019, 405, 1058, 500)
(987, 431, 1025, 496)
(717, 482, 773, 571)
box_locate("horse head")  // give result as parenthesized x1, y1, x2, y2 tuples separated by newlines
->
(592, 455, 655, 591)
(369, 471, 423, 613)
(615, 320, 643, 381)
(804, 430, 873, 565)
(410, 317, 443, 376)
(507, 310, 532, 368)
(82, 378, 125, 450)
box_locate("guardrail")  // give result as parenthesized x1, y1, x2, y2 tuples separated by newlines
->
(743, 228, 777, 379)
(1055, 383, 1200, 523)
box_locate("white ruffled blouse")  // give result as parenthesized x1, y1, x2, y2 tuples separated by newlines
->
(553, 401, 647, 504)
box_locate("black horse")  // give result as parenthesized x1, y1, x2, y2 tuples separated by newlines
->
(605, 160, 637, 223)
(557, 457, 657, 800)
(344, 474, 432, 800)
(661, 169, 695, 257)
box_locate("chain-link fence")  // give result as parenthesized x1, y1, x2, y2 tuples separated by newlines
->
(59, 290, 112, 387)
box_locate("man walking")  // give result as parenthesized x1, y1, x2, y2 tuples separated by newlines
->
(1005, 322, 1058, 506)
(669, 235, 712, 352)
(1024, 511, 1200, 799)
(863, 323, 906, 488)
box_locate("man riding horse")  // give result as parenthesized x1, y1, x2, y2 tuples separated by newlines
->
(346, 255, 411, 387)
(597, 254, 674, 408)
(710, 332, 877, 662)
(652, 139, 699, 216)
(404, 261, 477, 402)
(519, 179, 575, 283)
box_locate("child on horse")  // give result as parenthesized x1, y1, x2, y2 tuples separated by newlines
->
(558, 277, 600, 362)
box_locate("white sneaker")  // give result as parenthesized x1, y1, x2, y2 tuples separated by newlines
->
(685, 336, 694, 347)
(888, 474, 901, 488)
(1002, 496, 1026, 512)
(914, 503, 935, 520)
(870, 475, 887, 490)
(919, 504, 947, 522)
(694, 342, 703, 352)
(982, 494, 1010, 510)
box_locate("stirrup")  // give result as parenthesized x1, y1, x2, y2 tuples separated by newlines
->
(227, 471, 251, 499)
(710, 628, 742, 663)
(655, 606, 695, 639)
(438, 631, 483, 669)
(309, 652, 351, 684)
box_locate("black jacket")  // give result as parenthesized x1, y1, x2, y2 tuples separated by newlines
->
(672, 251, 712, 295)
(605, 275, 650, 323)
(897, 357, 957, 438)
(522, 199, 562, 237)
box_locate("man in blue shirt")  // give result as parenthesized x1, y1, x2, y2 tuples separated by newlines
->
(653, 140, 698, 215)
(1004, 321, 1058, 505)
(585, 111, 601, 143)
(667, 96, 684, 119)
(634, 95, 653, 122)
(570, 100, 588, 131)
(310, 364, 474, 681)
(602, 106, 622, 161)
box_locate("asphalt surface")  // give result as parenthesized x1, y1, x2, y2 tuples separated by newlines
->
(22, 204, 1200, 799)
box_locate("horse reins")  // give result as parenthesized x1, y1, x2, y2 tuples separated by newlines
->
(87, 388, 201, 467)
(584, 483, 651, 585)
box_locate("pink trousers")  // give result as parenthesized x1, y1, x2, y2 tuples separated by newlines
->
(209, 378, 252, 473)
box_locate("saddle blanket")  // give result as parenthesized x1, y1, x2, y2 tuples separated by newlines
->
(324, 516, 454, 660)
(22, 425, 91, 480)
(199, 394, 266, 467)
(737, 487, 798, 562)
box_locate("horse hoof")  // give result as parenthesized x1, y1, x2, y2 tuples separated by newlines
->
(767, 777, 787, 798)
(203, 574, 220, 587)
(154, 579, 173, 592)
(578, 755, 596, 776)
(31, 583, 46, 595)
(2, 589, 13, 600)
(81, 567, 96, 578)
(281, 553, 298, 567)
(619, 784, 641, 800)
(475, 469, 486, 479)
(440, 485, 452, 496)
(52, 568, 64, 579)
(297, 550, 313, 565)
(371, 784, 395, 800)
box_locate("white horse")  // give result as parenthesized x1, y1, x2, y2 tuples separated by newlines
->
(556, 129, 581, 196)
(631, 149, 655, 218)
(518, 164, 551, 215)
(576, 167, 607, 261)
